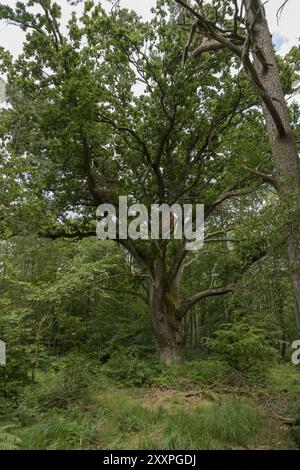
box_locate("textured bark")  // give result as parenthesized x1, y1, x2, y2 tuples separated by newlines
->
(149, 292, 182, 364)
(148, 260, 182, 364)
(177, 0, 300, 326)
(147, 255, 234, 363)
(244, 0, 300, 326)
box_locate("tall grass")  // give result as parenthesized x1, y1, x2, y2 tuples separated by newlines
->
(158, 398, 262, 449)
(2, 361, 298, 450)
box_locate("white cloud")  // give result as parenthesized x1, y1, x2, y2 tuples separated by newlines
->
(265, 0, 300, 55)
(0, 0, 155, 57)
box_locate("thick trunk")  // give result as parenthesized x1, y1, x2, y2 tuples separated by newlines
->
(245, 0, 300, 326)
(149, 290, 182, 364)
(148, 260, 182, 364)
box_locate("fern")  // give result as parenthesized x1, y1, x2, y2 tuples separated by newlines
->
(0, 425, 22, 450)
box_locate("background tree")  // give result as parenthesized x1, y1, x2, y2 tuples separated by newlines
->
(174, 0, 300, 326)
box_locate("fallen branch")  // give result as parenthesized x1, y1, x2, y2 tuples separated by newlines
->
(269, 412, 296, 425)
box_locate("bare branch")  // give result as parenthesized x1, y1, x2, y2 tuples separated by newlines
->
(276, 0, 290, 24)
(193, 39, 226, 57)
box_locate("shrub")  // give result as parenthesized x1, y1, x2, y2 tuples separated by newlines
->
(18, 354, 105, 412)
(153, 359, 230, 389)
(205, 317, 277, 374)
(184, 360, 230, 385)
(102, 348, 155, 387)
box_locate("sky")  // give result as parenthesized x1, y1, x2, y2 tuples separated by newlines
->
(0, 0, 299, 57)
(0, 0, 155, 57)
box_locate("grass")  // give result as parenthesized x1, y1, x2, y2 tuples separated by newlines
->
(154, 399, 262, 450)
(268, 364, 300, 395)
(2, 361, 300, 450)
(15, 391, 295, 450)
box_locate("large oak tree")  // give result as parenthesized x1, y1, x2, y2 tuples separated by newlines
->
(0, 0, 270, 362)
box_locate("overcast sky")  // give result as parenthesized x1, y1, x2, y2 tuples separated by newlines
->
(0, 0, 299, 57)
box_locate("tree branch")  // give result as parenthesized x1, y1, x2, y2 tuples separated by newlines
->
(178, 284, 235, 319)
(94, 285, 147, 303)
(176, 0, 287, 137)
(40, 230, 96, 240)
(205, 185, 253, 219)
(244, 166, 280, 191)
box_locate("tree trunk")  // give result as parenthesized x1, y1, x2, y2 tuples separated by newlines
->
(149, 290, 182, 364)
(245, 0, 300, 326)
(148, 260, 182, 364)
(288, 244, 300, 327)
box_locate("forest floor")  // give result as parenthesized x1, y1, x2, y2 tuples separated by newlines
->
(1, 362, 300, 450)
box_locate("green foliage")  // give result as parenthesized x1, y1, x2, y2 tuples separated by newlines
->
(162, 399, 262, 449)
(0, 303, 34, 399)
(0, 0, 299, 451)
(205, 314, 277, 374)
(153, 360, 230, 389)
(56, 354, 100, 398)
(23, 355, 104, 410)
(0, 362, 298, 450)
(18, 405, 106, 450)
(291, 424, 300, 448)
(0, 425, 21, 450)
(102, 348, 156, 387)
(0, 236, 150, 399)
(268, 364, 300, 395)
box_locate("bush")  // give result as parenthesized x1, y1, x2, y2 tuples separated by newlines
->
(153, 359, 230, 389)
(184, 360, 230, 385)
(205, 316, 277, 374)
(102, 348, 155, 387)
(17, 354, 105, 413)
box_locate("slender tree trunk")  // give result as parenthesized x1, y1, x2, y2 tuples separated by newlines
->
(245, 0, 300, 326)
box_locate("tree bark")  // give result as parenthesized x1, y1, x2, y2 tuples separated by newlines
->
(146, 256, 235, 363)
(244, 0, 300, 326)
(176, 0, 300, 326)
(148, 260, 182, 364)
(149, 290, 182, 364)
